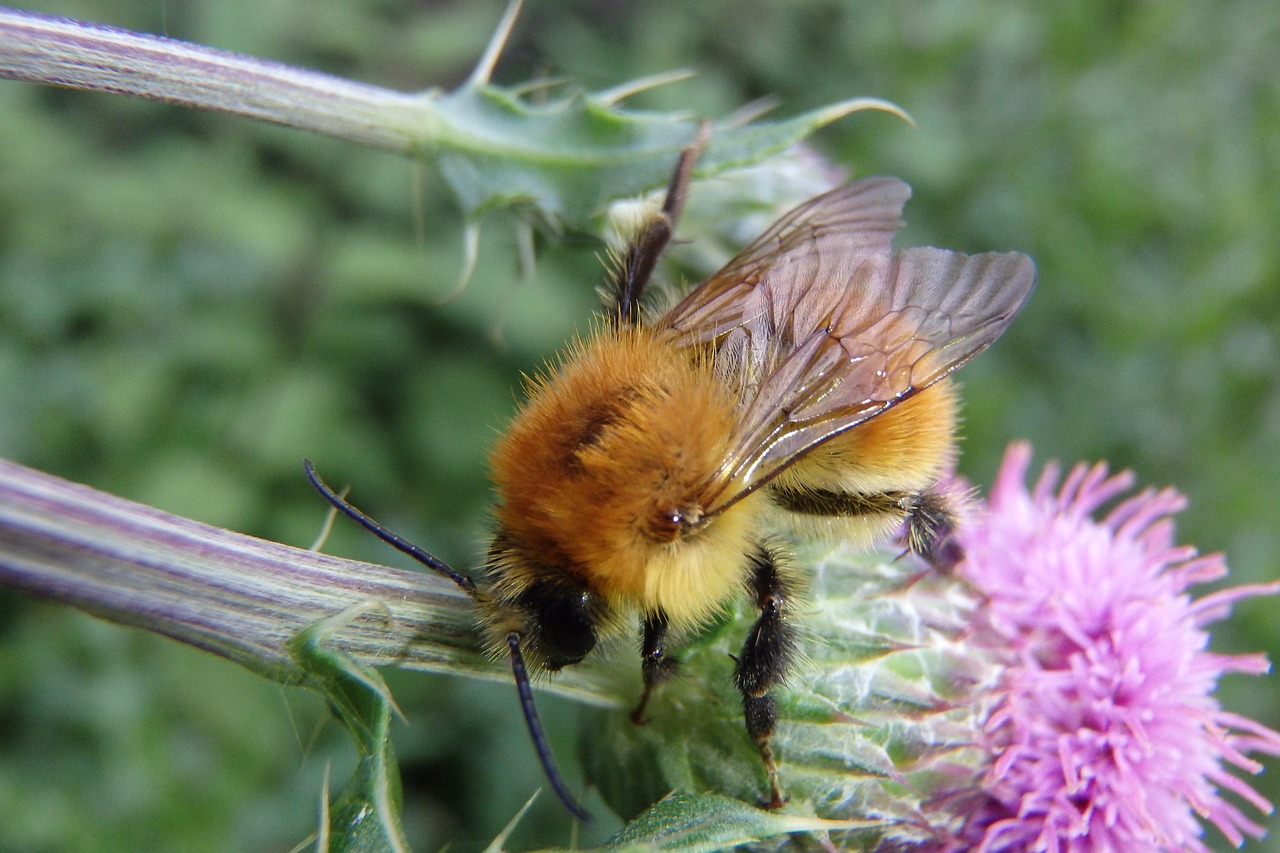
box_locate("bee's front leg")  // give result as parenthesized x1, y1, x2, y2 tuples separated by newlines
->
(735, 547, 796, 809)
(631, 610, 677, 724)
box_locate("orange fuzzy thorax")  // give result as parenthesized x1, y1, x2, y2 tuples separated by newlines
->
(489, 327, 762, 632)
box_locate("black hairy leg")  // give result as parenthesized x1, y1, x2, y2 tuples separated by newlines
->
(772, 483, 963, 570)
(734, 547, 797, 809)
(904, 489, 962, 571)
(631, 610, 678, 724)
(609, 123, 709, 325)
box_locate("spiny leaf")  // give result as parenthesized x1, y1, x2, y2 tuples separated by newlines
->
(423, 85, 905, 222)
(0, 6, 906, 229)
(290, 605, 409, 853)
(602, 790, 884, 852)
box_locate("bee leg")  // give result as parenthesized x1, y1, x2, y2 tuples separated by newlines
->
(735, 547, 796, 809)
(904, 490, 962, 571)
(631, 610, 677, 724)
(772, 483, 963, 572)
(611, 122, 710, 325)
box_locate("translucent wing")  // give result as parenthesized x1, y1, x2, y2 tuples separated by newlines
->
(661, 177, 913, 344)
(655, 177, 1036, 512)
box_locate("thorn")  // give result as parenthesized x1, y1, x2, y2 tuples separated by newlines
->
(307, 482, 349, 552)
(509, 76, 572, 99)
(468, 0, 524, 88)
(487, 216, 537, 348)
(438, 222, 481, 305)
(482, 790, 540, 853)
(596, 69, 699, 106)
(723, 96, 780, 128)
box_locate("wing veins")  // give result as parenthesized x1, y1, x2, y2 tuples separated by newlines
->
(654, 177, 1036, 518)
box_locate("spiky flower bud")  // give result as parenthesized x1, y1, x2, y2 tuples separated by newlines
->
(583, 536, 1001, 850)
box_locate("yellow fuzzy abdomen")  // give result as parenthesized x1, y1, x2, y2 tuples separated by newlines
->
(768, 380, 959, 544)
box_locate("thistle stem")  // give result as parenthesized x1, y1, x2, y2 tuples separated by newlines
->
(0, 7, 438, 154)
(0, 458, 617, 706)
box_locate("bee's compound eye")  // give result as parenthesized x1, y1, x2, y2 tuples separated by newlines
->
(649, 509, 682, 542)
(539, 592, 597, 668)
(649, 505, 702, 542)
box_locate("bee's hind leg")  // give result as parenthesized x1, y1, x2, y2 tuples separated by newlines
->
(735, 546, 796, 809)
(904, 489, 962, 571)
(610, 122, 709, 325)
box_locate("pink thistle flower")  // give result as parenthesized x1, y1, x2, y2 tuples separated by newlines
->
(954, 442, 1280, 853)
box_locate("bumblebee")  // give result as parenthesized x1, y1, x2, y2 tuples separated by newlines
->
(308, 136, 1034, 819)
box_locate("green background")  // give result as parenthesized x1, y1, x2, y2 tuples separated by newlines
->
(1, 1, 1277, 850)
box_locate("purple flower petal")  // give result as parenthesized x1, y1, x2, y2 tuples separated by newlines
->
(952, 442, 1280, 853)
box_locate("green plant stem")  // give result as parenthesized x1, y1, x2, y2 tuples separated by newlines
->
(0, 458, 618, 707)
(0, 6, 436, 153)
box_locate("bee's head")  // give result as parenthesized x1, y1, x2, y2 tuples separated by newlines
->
(481, 534, 601, 671)
(478, 536, 601, 823)
(524, 584, 597, 669)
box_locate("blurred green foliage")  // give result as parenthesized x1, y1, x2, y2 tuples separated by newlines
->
(1, 1, 1277, 851)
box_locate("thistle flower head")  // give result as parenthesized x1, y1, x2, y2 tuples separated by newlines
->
(953, 442, 1280, 853)
(580, 443, 1278, 853)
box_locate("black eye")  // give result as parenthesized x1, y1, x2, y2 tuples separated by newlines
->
(539, 592, 597, 669)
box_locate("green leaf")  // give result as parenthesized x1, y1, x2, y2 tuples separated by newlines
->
(424, 85, 905, 222)
(290, 605, 410, 853)
(602, 790, 884, 852)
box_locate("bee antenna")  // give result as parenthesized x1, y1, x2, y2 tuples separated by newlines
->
(506, 633, 593, 822)
(303, 459, 478, 596)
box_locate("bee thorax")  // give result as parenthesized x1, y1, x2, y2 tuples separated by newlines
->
(489, 328, 751, 624)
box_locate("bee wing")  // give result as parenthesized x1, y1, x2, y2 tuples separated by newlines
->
(660, 177, 914, 342)
(655, 177, 1036, 511)
(716, 248, 1036, 500)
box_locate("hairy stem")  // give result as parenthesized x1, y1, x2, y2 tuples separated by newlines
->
(0, 458, 617, 706)
(0, 7, 438, 153)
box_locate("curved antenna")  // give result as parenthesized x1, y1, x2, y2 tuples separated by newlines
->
(306, 461, 590, 820)
(506, 633, 593, 823)
(303, 460, 478, 596)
